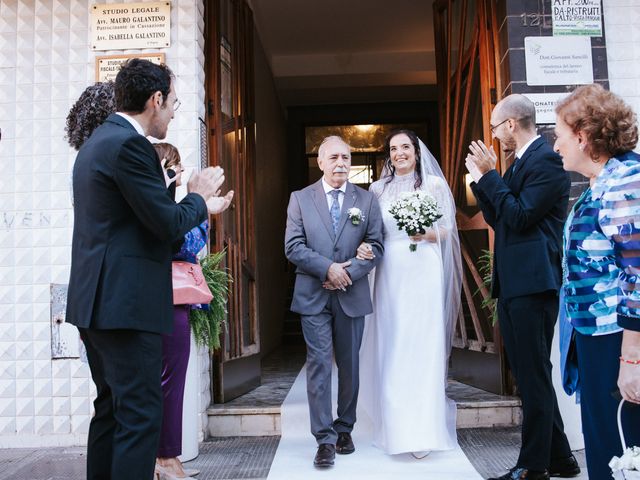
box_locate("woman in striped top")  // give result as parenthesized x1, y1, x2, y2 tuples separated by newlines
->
(554, 83, 640, 480)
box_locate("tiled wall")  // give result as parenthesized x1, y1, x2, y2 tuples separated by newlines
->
(0, 0, 209, 447)
(603, 0, 640, 119)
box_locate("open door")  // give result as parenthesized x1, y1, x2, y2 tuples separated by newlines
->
(434, 0, 514, 394)
(205, 0, 260, 403)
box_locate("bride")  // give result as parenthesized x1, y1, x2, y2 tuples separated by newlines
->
(358, 129, 463, 457)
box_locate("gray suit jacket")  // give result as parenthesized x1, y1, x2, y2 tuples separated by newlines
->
(285, 180, 384, 317)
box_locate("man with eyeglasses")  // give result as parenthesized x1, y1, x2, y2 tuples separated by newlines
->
(465, 94, 578, 480)
(66, 58, 228, 480)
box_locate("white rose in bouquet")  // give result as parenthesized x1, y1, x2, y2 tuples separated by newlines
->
(388, 191, 442, 252)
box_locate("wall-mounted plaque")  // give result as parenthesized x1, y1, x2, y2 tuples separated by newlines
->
(522, 93, 570, 124)
(51, 283, 80, 359)
(91, 2, 171, 51)
(96, 53, 165, 82)
(552, 0, 602, 37)
(524, 36, 593, 86)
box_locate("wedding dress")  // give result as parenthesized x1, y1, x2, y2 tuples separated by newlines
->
(359, 157, 461, 455)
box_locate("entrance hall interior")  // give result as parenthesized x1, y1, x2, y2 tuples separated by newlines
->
(206, 0, 505, 404)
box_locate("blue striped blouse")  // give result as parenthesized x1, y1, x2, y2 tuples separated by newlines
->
(562, 151, 640, 336)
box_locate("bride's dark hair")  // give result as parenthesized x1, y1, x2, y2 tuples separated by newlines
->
(383, 129, 423, 190)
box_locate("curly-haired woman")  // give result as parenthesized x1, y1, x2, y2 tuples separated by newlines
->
(555, 83, 640, 479)
(65, 82, 116, 150)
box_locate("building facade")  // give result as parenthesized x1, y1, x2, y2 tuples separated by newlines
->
(0, 0, 638, 447)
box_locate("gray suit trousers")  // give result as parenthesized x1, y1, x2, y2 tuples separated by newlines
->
(300, 293, 365, 445)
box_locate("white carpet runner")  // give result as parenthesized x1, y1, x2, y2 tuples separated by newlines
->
(266, 365, 483, 479)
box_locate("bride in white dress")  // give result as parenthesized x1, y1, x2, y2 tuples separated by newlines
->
(358, 129, 463, 457)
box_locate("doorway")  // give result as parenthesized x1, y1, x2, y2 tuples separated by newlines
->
(204, 0, 511, 403)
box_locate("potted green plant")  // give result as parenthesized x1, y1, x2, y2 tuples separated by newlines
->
(477, 249, 498, 326)
(189, 250, 232, 350)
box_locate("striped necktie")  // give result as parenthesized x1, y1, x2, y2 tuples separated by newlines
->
(329, 189, 341, 234)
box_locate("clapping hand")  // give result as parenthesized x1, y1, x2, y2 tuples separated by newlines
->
(187, 166, 226, 200)
(465, 154, 483, 183)
(207, 190, 234, 214)
(161, 158, 179, 187)
(188, 166, 235, 215)
(466, 140, 497, 182)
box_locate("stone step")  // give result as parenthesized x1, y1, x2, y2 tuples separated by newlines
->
(207, 393, 521, 437)
(206, 347, 522, 437)
(207, 405, 281, 437)
(456, 398, 522, 429)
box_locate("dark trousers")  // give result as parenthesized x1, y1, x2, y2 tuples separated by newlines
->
(301, 294, 365, 445)
(497, 292, 572, 471)
(80, 328, 162, 480)
(158, 305, 191, 458)
(576, 331, 640, 480)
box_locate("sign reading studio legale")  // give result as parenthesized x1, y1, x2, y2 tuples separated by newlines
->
(91, 2, 171, 51)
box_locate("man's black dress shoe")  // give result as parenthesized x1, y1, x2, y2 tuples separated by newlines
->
(488, 467, 550, 480)
(336, 432, 355, 455)
(313, 444, 335, 468)
(549, 454, 581, 477)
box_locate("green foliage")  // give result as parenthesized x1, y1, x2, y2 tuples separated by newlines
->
(189, 250, 232, 350)
(477, 249, 498, 326)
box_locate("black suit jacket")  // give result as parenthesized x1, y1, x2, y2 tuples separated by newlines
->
(471, 136, 569, 299)
(66, 114, 208, 334)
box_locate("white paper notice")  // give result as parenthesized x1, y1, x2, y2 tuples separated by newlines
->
(524, 36, 593, 86)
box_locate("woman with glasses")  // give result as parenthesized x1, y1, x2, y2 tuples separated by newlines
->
(154, 142, 232, 480)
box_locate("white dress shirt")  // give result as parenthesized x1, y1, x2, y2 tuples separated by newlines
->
(116, 112, 145, 136)
(321, 178, 347, 210)
(515, 134, 540, 161)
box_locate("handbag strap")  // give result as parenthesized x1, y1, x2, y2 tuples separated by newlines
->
(187, 264, 203, 286)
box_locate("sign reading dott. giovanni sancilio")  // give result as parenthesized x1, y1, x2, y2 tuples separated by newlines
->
(91, 2, 171, 51)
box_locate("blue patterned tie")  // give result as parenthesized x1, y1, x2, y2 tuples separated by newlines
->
(512, 156, 520, 174)
(329, 189, 341, 234)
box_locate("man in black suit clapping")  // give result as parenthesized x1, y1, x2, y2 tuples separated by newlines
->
(466, 94, 579, 480)
(66, 59, 229, 480)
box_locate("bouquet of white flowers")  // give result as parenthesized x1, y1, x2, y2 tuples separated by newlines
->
(610, 399, 640, 479)
(388, 191, 442, 252)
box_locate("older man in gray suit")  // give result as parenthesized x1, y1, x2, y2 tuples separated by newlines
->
(285, 135, 384, 468)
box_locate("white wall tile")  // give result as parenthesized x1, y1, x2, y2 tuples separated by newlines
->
(17, 399, 34, 417)
(0, 417, 16, 435)
(16, 415, 34, 434)
(604, 0, 640, 122)
(0, 0, 208, 447)
(35, 415, 53, 435)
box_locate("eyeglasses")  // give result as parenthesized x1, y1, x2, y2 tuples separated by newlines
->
(489, 118, 509, 133)
(173, 98, 181, 112)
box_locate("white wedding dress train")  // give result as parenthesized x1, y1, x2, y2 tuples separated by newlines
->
(266, 365, 482, 479)
(359, 172, 458, 455)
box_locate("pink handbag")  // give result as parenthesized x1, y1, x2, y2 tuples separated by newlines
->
(172, 261, 213, 305)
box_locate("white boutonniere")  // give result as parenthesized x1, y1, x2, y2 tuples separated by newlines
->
(348, 207, 364, 225)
